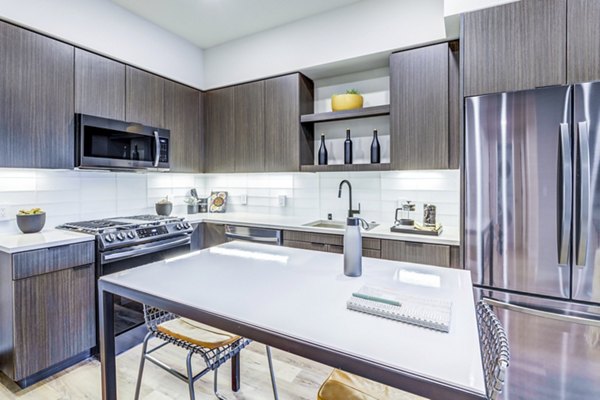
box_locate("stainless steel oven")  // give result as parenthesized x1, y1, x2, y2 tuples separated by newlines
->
(75, 113, 170, 171)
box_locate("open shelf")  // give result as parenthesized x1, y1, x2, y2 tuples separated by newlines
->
(300, 105, 390, 124)
(300, 163, 391, 172)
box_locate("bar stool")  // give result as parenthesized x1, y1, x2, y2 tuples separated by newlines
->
(134, 305, 279, 400)
(316, 300, 510, 400)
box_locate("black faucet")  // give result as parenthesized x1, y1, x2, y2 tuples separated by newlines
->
(338, 180, 360, 218)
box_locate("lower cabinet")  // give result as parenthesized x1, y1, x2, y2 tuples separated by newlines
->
(381, 240, 461, 268)
(0, 242, 96, 383)
(283, 230, 381, 258)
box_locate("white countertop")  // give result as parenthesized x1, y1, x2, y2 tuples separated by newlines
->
(180, 212, 460, 246)
(0, 229, 95, 254)
(100, 241, 484, 396)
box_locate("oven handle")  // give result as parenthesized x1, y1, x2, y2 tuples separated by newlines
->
(101, 236, 191, 264)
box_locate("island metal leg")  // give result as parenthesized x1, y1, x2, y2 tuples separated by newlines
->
(231, 353, 241, 391)
(99, 284, 117, 400)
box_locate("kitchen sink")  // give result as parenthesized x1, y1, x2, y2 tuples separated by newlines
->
(303, 220, 379, 231)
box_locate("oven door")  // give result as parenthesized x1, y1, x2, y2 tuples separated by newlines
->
(99, 235, 191, 337)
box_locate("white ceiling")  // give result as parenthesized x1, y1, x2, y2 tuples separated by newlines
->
(111, 0, 362, 49)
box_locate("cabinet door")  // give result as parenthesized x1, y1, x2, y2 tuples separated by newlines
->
(13, 264, 95, 380)
(390, 43, 449, 170)
(126, 66, 164, 127)
(234, 81, 265, 172)
(463, 0, 566, 96)
(0, 21, 74, 169)
(164, 80, 201, 172)
(75, 49, 125, 120)
(205, 87, 235, 172)
(381, 240, 450, 268)
(265, 74, 314, 172)
(567, 0, 600, 83)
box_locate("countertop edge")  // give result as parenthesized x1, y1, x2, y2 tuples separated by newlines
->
(0, 231, 95, 254)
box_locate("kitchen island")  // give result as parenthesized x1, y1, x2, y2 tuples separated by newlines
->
(98, 241, 485, 400)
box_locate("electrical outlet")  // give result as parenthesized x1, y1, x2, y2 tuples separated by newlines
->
(0, 207, 8, 221)
(240, 194, 247, 205)
(278, 195, 286, 207)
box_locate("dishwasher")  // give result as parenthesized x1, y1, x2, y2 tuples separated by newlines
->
(224, 225, 283, 245)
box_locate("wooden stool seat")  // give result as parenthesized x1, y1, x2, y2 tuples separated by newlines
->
(318, 369, 394, 400)
(157, 317, 242, 349)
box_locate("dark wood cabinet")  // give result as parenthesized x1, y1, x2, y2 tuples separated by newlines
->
(283, 230, 381, 258)
(0, 21, 74, 169)
(265, 74, 314, 172)
(234, 81, 265, 172)
(463, 0, 567, 96)
(381, 240, 462, 268)
(126, 66, 164, 127)
(164, 80, 202, 172)
(567, 0, 600, 84)
(205, 87, 235, 173)
(390, 43, 453, 170)
(75, 49, 125, 120)
(0, 242, 96, 383)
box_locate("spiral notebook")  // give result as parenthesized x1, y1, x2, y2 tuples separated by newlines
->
(346, 286, 452, 333)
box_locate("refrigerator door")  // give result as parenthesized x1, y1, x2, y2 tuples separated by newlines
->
(573, 82, 600, 303)
(475, 289, 600, 400)
(465, 86, 572, 298)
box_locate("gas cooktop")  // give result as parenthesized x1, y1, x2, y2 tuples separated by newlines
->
(57, 214, 183, 234)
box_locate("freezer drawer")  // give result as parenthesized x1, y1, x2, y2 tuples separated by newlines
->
(476, 289, 600, 400)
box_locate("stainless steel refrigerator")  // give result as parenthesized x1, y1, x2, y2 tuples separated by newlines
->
(465, 82, 600, 400)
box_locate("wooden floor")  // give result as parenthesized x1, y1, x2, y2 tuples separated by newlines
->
(0, 340, 422, 399)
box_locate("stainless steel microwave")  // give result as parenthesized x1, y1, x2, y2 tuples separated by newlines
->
(75, 114, 170, 171)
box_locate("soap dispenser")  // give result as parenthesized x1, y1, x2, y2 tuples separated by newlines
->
(344, 217, 362, 277)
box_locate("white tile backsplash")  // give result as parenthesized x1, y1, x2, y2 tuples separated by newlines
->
(0, 168, 460, 235)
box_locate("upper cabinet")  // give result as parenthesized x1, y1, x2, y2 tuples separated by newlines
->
(75, 49, 125, 120)
(0, 21, 75, 169)
(234, 80, 265, 173)
(164, 80, 203, 173)
(463, 0, 567, 96)
(204, 73, 314, 173)
(567, 0, 600, 84)
(265, 74, 314, 172)
(390, 42, 459, 170)
(126, 66, 165, 127)
(205, 87, 235, 173)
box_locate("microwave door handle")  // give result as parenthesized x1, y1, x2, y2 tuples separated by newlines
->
(558, 123, 572, 265)
(576, 121, 591, 267)
(153, 130, 160, 167)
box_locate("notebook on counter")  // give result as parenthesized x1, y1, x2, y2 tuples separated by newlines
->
(346, 286, 452, 333)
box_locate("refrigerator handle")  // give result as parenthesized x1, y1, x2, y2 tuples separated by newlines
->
(483, 298, 600, 327)
(558, 123, 572, 265)
(576, 121, 591, 267)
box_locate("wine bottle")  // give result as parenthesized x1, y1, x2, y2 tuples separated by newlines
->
(318, 133, 328, 165)
(344, 128, 353, 164)
(370, 129, 381, 164)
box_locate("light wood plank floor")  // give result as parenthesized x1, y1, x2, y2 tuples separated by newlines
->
(0, 340, 423, 399)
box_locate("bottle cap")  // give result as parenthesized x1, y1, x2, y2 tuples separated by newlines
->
(346, 217, 360, 226)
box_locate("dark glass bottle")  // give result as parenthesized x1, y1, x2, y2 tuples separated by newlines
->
(344, 128, 353, 164)
(370, 129, 381, 163)
(318, 133, 328, 165)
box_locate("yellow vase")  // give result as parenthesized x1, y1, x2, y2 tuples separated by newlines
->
(331, 94, 363, 111)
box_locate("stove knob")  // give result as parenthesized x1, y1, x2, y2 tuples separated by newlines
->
(127, 231, 135, 239)
(183, 222, 191, 229)
(116, 233, 125, 241)
(175, 223, 183, 230)
(105, 233, 115, 243)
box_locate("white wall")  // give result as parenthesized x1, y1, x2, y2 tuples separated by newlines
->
(443, 0, 520, 16)
(203, 0, 447, 89)
(0, 0, 204, 88)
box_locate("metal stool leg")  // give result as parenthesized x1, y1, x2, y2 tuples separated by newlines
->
(213, 367, 227, 400)
(266, 346, 279, 400)
(134, 332, 153, 400)
(186, 351, 196, 400)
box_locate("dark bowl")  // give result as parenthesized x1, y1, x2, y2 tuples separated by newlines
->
(16, 212, 46, 234)
(155, 202, 173, 216)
